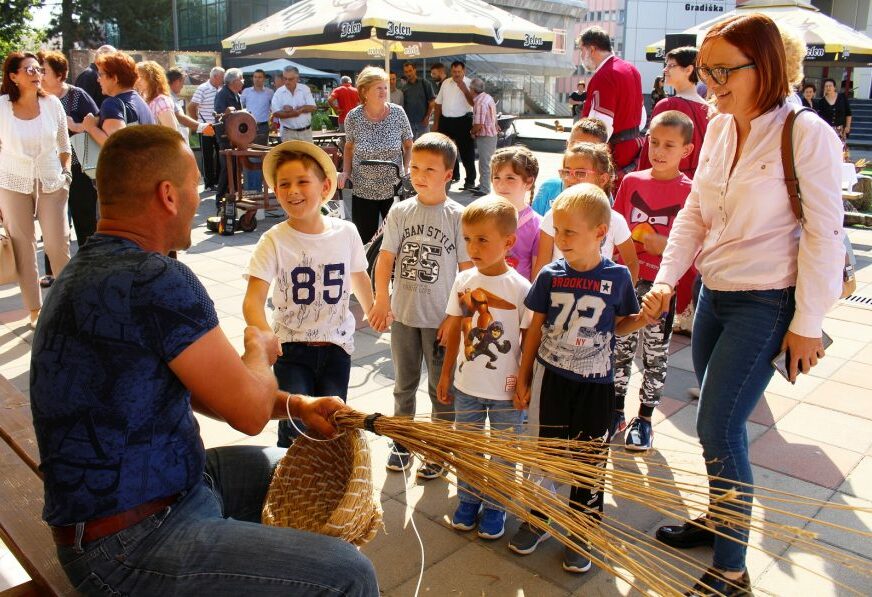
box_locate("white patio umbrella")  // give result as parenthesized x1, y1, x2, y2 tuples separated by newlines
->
(645, 0, 872, 66)
(221, 0, 555, 72)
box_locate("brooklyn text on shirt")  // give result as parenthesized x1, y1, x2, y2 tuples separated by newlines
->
(551, 277, 613, 295)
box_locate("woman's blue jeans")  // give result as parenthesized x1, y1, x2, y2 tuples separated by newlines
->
(692, 286, 794, 572)
(57, 446, 379, 596)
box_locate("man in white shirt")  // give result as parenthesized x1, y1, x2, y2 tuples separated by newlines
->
(270, 66, 316, 142)
(434, 60, 476, 189)
(188, 67, 225, 190)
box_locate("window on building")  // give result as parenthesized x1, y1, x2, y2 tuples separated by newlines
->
(618, 9, 626, 24)
(552, 29, 566, 54)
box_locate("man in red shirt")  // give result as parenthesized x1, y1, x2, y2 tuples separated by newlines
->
(579, 27, 645, 186)
(328, 76, 360, 130)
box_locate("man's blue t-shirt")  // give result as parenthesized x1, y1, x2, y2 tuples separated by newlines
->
(525, 257, 638, 383)
(30, 235, 219, 526)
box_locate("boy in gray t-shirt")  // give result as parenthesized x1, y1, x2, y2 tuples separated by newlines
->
(369, 133, 472, 479)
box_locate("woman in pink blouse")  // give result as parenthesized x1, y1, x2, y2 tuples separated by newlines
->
(643, 15, 844, 595)
(135, 60, 182, 135)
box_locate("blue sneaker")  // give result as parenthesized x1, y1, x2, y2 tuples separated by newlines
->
(625, 417, 653, 451)
(608, 411, 626, 442)
(452, 501, 481, 531)
(477, 508, 506, 540)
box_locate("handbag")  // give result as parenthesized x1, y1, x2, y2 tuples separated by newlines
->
(71, 99, 134, 179)
(0, 222, 16, 286)
(781, 108, 857, 299)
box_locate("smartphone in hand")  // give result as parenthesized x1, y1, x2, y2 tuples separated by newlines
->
(771, 331, 833, 383)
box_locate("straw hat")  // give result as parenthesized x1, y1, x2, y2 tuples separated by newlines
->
(261, 140, 338, 198)
(262, 429, 382, 546)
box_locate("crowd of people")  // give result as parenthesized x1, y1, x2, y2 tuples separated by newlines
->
(0, 15, 850, 597)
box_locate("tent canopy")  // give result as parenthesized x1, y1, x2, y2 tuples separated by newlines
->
(645, 0, 872, 66)
(222, 0, 555, 68)
(238, 59, 339, 80)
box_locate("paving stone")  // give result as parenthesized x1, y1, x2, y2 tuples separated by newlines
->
(806, 492, 872, 560)
(803, 379, 872, 421)
(751, 428, 864, 490)
(829, 359, 872, 389)
(775, 402, 872, 453)
(765, 367, 824, 399)
(361, 497, 472, 592)
(838, 456, 872, 499)
(749, 392, 798, 426)
(667, 345, 694, 372)
(755, 544, 870, 596)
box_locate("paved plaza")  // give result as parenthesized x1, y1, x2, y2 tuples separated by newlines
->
(1, 149, 870, 595)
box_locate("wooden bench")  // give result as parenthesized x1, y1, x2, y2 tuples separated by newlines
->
(0, 375, 76, 596)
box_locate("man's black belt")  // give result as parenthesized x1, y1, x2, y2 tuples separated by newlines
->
(441, 113, 473, 119)
(609, 126, 642, 145)
(283, 125, 311, 131)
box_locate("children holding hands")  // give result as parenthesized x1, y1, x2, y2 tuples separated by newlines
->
(368, 133, 473, 478)
(243, 141, 374, 447)
(510, 183, 657, 573)
(436, 197, 532, 540)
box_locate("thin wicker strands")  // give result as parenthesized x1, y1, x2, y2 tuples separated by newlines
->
(262, 429, 383, 546)
(335, 410, 872, 596)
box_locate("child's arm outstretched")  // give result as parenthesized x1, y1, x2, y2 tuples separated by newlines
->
(368, 250, 395, 332)
(615, 311, 656, 336)
(514, 311, 546, 410)
(350, 271, 375, 322)
(436, 315, 462, 405)
(243, 277, 274, 333)
(616, 238, 639, 284)
(532, 230, 554, 280)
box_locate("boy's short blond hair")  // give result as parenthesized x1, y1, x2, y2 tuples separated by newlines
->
(462, 195, 518, 236)
(552, 183, 611, 229)
(412, 132, 457, 170)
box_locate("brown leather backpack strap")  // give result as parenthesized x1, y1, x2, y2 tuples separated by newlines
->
(781, 107, 818, 223)
(781, 110, 803, 221)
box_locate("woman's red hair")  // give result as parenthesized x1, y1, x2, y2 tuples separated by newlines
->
(700, 13, 789, 114)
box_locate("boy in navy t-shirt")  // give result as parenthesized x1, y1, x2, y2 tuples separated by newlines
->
(509, 183, 653, 574)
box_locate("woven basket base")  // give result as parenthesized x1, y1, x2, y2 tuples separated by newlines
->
(262, 429, 382, 546)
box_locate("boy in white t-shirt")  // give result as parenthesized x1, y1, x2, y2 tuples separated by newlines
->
(243, 141, 374, 447)
(436, 196, 532, 541)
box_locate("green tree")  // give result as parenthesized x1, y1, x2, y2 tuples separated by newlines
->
(50, 0, 172, 52)
(50, 0, 107, 52)
(0, 0, 44, 63)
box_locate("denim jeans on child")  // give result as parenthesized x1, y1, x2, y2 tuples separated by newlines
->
(453, 387, 523, 510)
(275, 342, 351, 447)
(56, 445, 379, 596)
(692, 286, 794, 572)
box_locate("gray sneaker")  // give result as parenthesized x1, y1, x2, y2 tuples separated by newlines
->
(508, 521, 549, 555)
(562, 544, 592, 573)
(416, 461, 445, 480)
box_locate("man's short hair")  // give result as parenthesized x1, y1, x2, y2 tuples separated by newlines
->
(430, 62, 445, 72)
(402, 62, 416, 71)
(649, 110, 694, 144)
(552, 183, 611, 229)
(570, 118, 608, 143)
(96, 125, 191, 211)
(450, 60, 466, 70)
(412, 132, 457, 170)
(340, 75, 352, 84)
(579, 27, 612, 52)
(209, 66, 225, 78)
(469, 77, 485, 93)
(254, 68, 266, 76)
(166, 68, 184, 85)
(462, 195, 518, 236)
(224, 68, 243, 85)
(283, 65, 300, 76)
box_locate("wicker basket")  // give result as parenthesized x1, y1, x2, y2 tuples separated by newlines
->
(262, 429, 382, 546)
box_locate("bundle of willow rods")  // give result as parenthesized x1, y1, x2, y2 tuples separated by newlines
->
(334, 409, 872, 596)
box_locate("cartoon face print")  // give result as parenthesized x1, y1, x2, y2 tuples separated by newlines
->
(628, 191, 681, 244)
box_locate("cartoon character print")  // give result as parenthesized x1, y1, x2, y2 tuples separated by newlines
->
(628, 191, 681, 246)
(456, 287, 516, 371)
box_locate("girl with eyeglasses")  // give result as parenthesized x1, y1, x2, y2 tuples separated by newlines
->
(0, 51, 72, 328)
(531, 142, 638, 282)
(644, 14, 844, 595)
